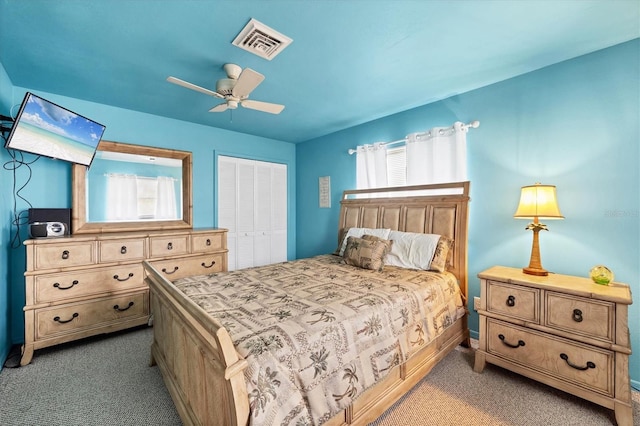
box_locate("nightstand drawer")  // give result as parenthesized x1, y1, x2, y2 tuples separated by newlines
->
(486, 280, 539, 323)
(545, 292, 614, 342)
(487, 319, 613, 396)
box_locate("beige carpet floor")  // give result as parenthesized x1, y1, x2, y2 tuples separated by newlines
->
(0, 326, 637, 425)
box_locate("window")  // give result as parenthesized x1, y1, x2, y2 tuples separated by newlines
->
(386, 146, 406, 187)
(136, 177, 159, 219)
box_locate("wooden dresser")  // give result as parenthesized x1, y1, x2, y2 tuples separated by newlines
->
(474, 266, 633, 425)
(21, 228, 227, 366)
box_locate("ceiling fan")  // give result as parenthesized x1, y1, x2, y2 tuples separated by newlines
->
(167, 63, 285, 114)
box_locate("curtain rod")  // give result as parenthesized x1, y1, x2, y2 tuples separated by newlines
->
(347, 120, 479, 155)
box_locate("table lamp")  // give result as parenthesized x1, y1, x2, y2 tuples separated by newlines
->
(513, 183, 564, 276)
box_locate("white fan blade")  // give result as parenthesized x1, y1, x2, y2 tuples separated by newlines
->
(167, 76, 224, 99)
(232, 68, 265, 98)
(241, 99, 285, 115)
(209, 103, 229, 113)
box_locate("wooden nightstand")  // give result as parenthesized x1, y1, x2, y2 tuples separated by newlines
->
(474, 266, 633, 425)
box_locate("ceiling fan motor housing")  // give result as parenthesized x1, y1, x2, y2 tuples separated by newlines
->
(223, 63, 242, 79)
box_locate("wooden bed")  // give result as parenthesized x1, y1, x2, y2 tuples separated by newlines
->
(143, 181, 470, 425)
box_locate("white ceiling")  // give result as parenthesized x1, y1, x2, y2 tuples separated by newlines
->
(0, 0, 638, 143)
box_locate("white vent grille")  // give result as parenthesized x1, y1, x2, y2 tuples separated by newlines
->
(232, 18, 292, 61)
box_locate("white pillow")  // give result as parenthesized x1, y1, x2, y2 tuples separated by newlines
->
(338, 227, 391, 256)
(385, 230, 440, 270)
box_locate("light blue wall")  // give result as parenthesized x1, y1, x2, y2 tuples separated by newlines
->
(296, 39, 640, 384)
(0, 85, 296, 367)
(0, 61, 14, 368)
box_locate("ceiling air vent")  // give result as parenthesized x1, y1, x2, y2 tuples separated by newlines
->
(232, 18, 292, 61)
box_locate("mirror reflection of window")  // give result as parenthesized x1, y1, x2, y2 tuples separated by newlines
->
(136, 177, 158, 219)
(105, 174, 178, 221)
(87, 151, 183, 222)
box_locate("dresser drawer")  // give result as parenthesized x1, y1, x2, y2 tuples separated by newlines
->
(486, 280, 539, 323)
(545, 292, 614, 342)
(149, 235, 189, 258)
(33, 264, 145, 304)
(150, 253, 225, 281)
(191, 232, 225, 253)
(35, 291, 148, 339)
(486, 319, 613, 396)
(99, 239, 146, 263)
(33, 241, 96, 270)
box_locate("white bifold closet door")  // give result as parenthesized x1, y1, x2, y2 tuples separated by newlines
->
(218, 156, 287, 271)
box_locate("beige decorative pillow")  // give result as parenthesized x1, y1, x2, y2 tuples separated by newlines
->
(430, 236, 453, 272)
(343, 236, 388, 271)
(336, 227, 392, 256)
(361, 234, 393, 257)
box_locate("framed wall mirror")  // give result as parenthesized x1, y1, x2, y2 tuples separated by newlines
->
(72, 141, 193, 234)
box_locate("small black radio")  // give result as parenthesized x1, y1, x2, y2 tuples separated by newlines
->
(29, 222, 68, 238)
(28, 208, 72, 238)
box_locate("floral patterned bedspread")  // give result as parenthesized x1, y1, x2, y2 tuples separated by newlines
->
(172, 254, 465, 425)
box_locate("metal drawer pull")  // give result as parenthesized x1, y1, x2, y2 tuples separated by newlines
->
(167, 242, 173, 250)
(162, 266, 179, 274)
(113, 272, 134, 282)
(498, 334, 525, 348)
(560, 353, 595, 370)
(53, 280, 79, 290)
(54, 313, 78, 324)
(61, 250, 70, 260)
(206, 238, 211, 246)
(113, 301, 134, 312)
(202, 260, 216, 269)
(506, 295, 515, 307)
(120, 246, 127, 254)
(572, 309, 583, 323)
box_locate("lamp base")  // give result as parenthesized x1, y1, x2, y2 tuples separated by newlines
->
(523, 266, 548, 276)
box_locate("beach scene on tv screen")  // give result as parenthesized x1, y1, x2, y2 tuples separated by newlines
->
(8, 94, 104, 165)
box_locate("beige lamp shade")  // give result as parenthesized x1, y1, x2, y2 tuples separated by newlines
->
(514, 183, 564, 220)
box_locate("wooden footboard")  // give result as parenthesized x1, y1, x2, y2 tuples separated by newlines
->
(144, 260, 468, 426)
(145, 261, 250, 426)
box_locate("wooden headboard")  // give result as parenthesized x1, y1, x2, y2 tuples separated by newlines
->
(338, 181, 470, 300)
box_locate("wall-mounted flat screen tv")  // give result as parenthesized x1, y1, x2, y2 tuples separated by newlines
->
(4, 92, 106, 167)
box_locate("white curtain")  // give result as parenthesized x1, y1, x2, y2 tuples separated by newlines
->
(406, 121, 467, 185)
(105, 174, 178, 221)
(105, 174, 138, 221)
(156, 176, 177, 219)
(356, 142, 388, 189)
